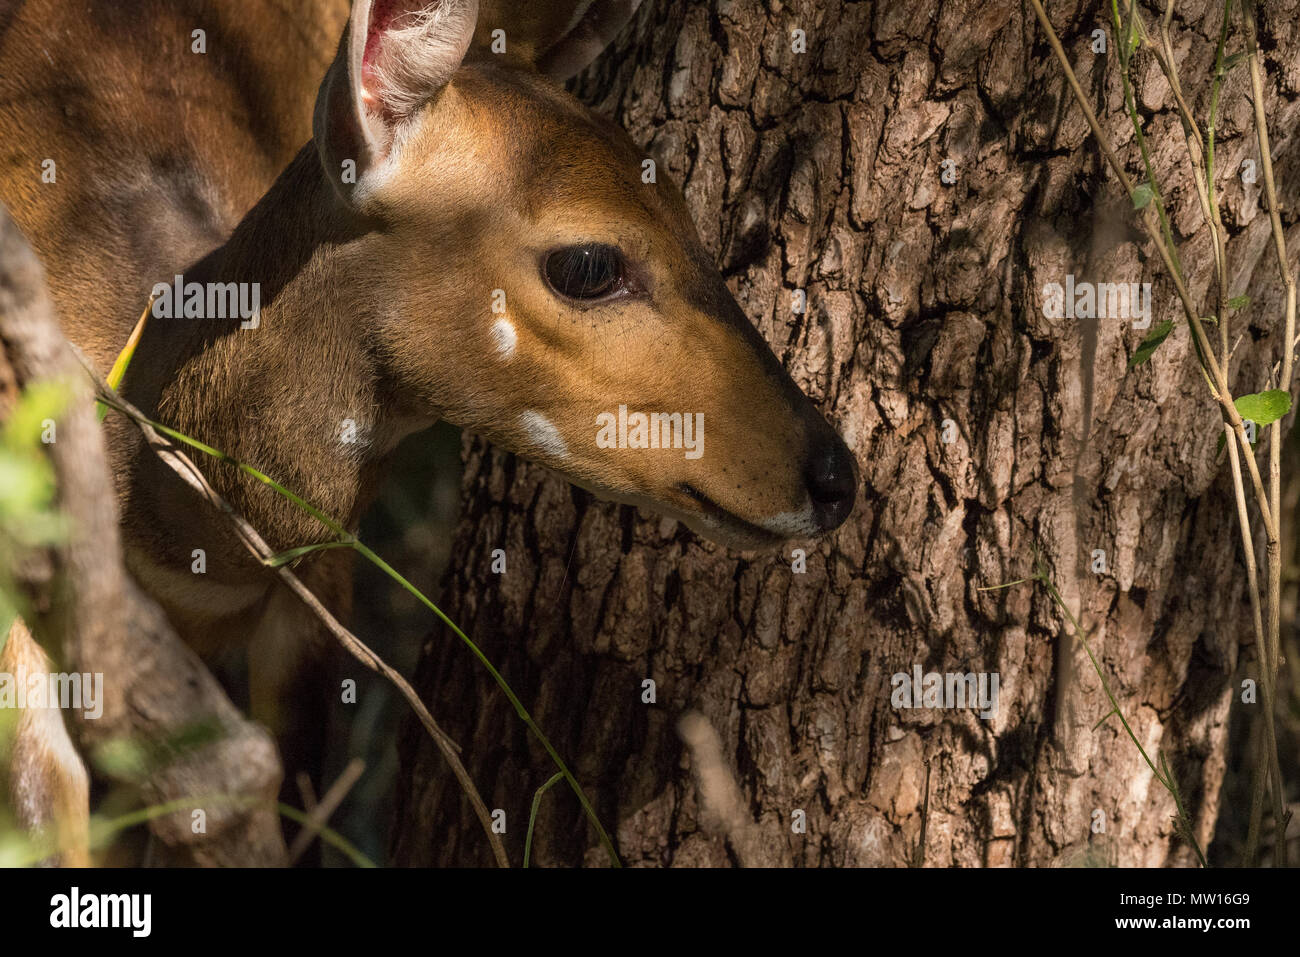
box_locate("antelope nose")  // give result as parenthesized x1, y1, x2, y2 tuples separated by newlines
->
(805, 436, 857, 532)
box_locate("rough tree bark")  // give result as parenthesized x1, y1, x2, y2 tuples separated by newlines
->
(394, 0, 1300, 866)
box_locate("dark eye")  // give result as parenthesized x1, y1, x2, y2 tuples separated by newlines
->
(543, 244, 626, 301)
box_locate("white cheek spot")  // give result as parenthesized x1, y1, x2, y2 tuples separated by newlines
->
(519, 411, 568, 460)
(491, 318, 517, 359)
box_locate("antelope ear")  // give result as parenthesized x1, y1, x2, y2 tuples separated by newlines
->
(475, 0, 643, 81)
(315, 0, 479, 205)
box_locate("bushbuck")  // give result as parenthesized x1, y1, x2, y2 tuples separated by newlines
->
(0, 0, 858, 863)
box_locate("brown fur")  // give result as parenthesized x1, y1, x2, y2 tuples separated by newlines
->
(0, 0, 856, 862)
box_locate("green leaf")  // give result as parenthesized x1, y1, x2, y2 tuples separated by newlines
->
(1127, 319, 1174, 368)
(1132, 182, 1154, 209)
(524, 772, 565, 868)
(262, 540, 352, 568)
(1234, 389, 1291, 427)
(1223, 51, 1247, 72)
(1227, 294, 1250, 311)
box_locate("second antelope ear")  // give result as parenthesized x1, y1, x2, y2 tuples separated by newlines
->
(314, 0, 479, 206)
(474, 0, 643, 81)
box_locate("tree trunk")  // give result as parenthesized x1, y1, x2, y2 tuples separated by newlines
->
(393, 0, 1300, 867)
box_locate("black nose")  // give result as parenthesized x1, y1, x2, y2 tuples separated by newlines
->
(805, 435, 858, 532)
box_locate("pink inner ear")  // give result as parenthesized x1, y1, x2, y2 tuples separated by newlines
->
(362, 0, 428, 106)
(359, 0, 456, 115)
(363, 0, 399, 67)
(360, 0, 398, 102)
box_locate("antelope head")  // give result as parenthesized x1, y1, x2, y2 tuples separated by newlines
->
(313, 0, 857, 548)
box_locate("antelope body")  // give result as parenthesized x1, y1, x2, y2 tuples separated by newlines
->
(0, 0, 857, 863)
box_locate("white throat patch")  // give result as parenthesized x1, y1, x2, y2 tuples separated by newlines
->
(519, 411, 568, 460)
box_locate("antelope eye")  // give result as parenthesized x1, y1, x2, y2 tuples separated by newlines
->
(543, 244, 626, 301)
